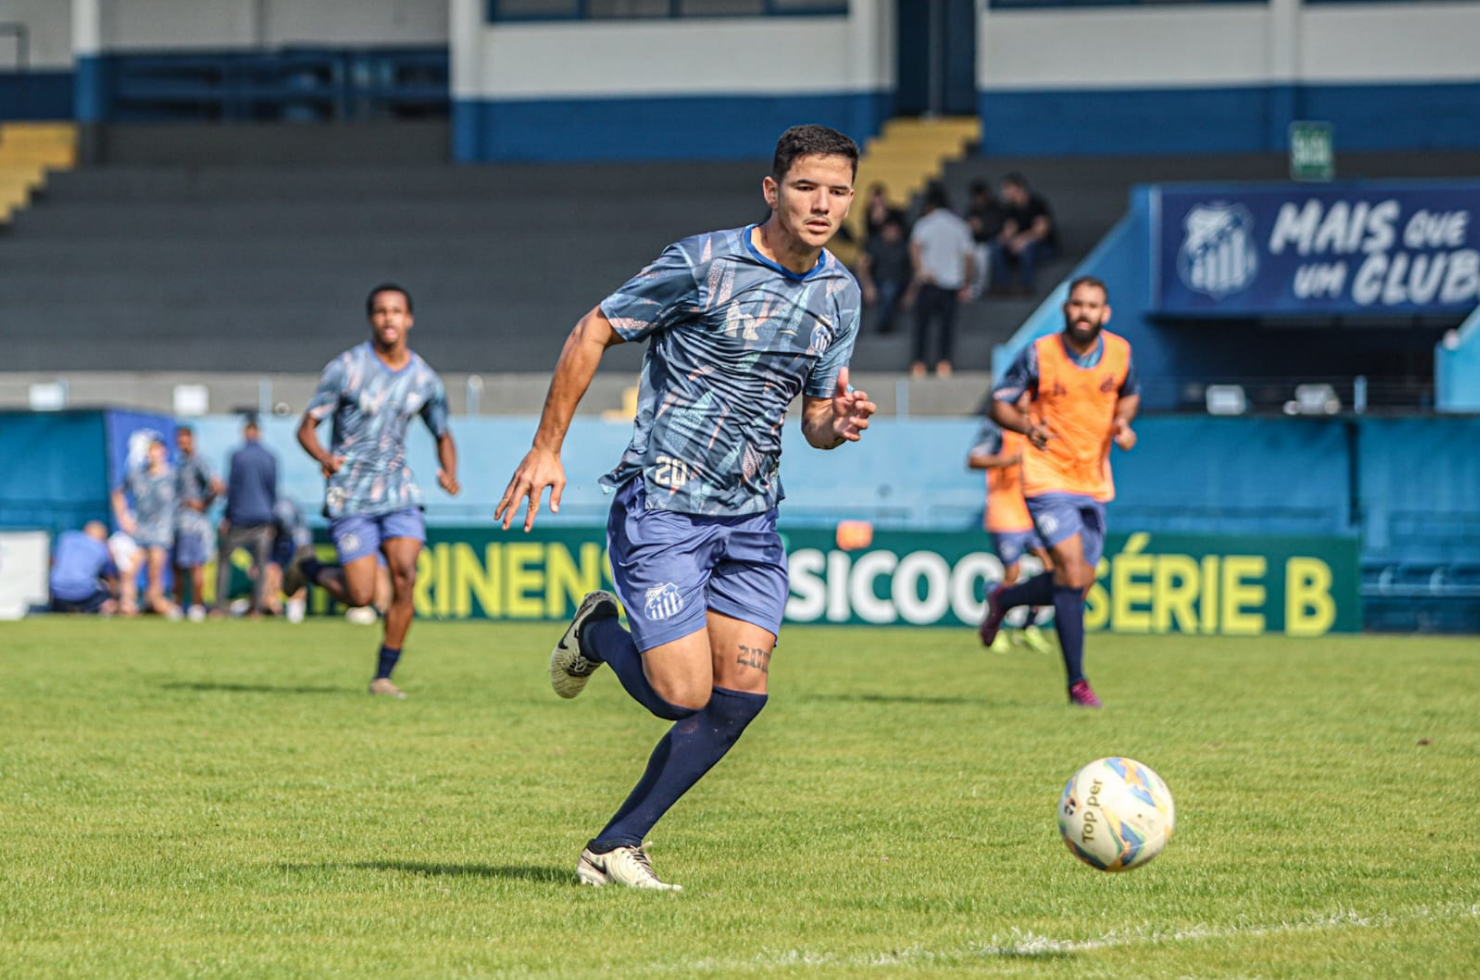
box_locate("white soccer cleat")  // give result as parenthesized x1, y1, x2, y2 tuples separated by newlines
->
(549, 590, 618, 699)
(577, 844, 681, 891)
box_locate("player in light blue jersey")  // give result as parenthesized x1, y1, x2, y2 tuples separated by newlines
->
(292, 284, 461, 698)
(497, 125, 876, 890)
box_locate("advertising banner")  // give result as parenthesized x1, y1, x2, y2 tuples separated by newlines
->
(305, 527, 1359, 636)
(1154, 183, 1480, 315)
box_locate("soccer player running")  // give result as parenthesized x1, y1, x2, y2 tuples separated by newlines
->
(291, 284, 461, 698)
(979, 276, 1139, 708)
(495, 125, 876, 891)
(967, 408, 1053, 654)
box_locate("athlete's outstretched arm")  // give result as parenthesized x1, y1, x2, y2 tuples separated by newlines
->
(802, 367, 876, 450)
(496, 306, 625, 531)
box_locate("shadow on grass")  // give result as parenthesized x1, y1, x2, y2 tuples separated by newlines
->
(162, 681, 345, 695)
(284, 861, 572, 884)
(803, 693, 986, 706)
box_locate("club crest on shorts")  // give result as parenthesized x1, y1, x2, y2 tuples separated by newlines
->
(336, 532, 360, 555)
(644, 582, 684, 621)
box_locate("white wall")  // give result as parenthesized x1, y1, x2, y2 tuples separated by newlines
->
(454, 0, 890, 101)
(98, 0, 446, 52)
(1, 0, 74, 68)
(1302, 4, 1480, 82)
(980, 1, 1480, 90)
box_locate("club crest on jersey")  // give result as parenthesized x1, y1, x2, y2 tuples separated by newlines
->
(644, 582, 685, 621)
(1177, 203, 1258, 298)
(809, 316, 834, 356)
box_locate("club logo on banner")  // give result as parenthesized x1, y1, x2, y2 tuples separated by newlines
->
(1155, 183, 1480, 315)
(1177, 203, 1259, 298)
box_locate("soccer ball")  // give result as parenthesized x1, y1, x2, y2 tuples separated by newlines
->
(1057, 757, 1175, 872)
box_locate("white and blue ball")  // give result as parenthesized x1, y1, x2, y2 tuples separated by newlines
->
(1057, 757, 1175, 872)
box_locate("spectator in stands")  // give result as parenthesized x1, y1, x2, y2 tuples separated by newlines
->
(172, 425, 222, 622)
(49, 521, 121, 615)
(111, 436, 180, 618)
(990, 172, 1056, 294)
(289, 283, 461, 699)
(909, 182, 975, 378)
(862, 182, 898, 241)
(216, 417, 278, 618)
(980, 276, 1139, 709)
(857, 213, 912, 335)
(966, 179, 1006, 299)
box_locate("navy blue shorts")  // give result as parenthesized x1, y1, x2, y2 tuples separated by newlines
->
(607, 478, 788, 652)
(330, 508, 424, 564)
(992, 528, 1045, 566)
(1027, 492, 1108, 568)
(172, 525, 211, 569)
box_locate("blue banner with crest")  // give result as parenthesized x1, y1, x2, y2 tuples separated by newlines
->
(1153, 183, 1480, 315)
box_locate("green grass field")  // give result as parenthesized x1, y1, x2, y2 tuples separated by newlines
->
(3, 618, 1477, 979)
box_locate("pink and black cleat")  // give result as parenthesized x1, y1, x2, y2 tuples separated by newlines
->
(978, 585, 1008, 647)
(1068, 680, 1103, 709)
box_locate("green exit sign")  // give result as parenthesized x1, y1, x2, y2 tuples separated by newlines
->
(1289, 121, 1334, 182)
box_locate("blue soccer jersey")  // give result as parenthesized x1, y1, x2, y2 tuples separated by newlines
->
(174, 453, 216, 535)
(125, 466, 176, 546)
(599, 225, 861, 516)
(305, 342, 450, 519)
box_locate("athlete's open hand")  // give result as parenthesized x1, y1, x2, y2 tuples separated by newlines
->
(496, 447, 565, 532)
(1112, 418, 1137, 451)
(828, 367, 876, 444)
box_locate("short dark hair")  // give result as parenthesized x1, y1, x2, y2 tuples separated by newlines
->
(1068, 275, 1109, 300)
(176, 424, 194, 436)
(969, 178, 989, 197)
(366, 283, 413, 316)
(772, 124, 859, 181)
(1002, 172, 1029, 190)
(923, 182, 950, 212)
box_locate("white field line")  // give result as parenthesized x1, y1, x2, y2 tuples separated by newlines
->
(659, 902, 1480, 973)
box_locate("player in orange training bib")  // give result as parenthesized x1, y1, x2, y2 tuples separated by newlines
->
(978, 276, 1139, 707)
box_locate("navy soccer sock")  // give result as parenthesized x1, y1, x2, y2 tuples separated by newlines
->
(1052, 585, 1086, 685)
(591, 686, 768, 851)
(300, 556, 328, 585)
(375, 644, 402, 681)
(581, 617, 696, 722)
(999, 572, 1055, 611)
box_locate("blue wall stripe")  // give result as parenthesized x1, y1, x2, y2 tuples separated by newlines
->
(979, 81, 1480, 156)
(452, 91, 890, 162)
(0, 71, 75, 121)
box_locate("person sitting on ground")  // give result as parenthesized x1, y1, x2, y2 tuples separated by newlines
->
(48, 521, 121, 615)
